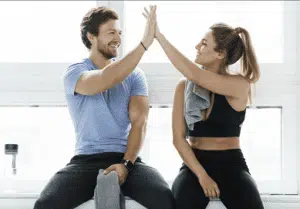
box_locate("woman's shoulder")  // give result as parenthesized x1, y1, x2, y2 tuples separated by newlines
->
(177, 77, 187, 86)
(173, 77, 188, 97)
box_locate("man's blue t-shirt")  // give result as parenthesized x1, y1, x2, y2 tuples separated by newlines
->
(63, 58, 148, 155)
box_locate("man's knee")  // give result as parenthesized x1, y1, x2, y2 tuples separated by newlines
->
(152, 187, 175, 209)
(33, 196, 62, 209)
(33, 198, 52, 209)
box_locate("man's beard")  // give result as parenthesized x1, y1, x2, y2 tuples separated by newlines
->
(97, 43, 116, 60)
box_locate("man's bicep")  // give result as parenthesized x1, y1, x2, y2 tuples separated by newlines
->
(130, 69, 148, 97)
(129, 96, 149, 126)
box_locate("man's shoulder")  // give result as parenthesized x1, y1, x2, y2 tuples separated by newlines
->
(67, 58, 90, 70)
(132, 67, 145, 75)
(128, 67, 146, 80)
(63, 59, 92, 78)
(124, 67, 145, 85)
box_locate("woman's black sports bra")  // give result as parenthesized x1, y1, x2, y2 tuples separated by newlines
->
(186, 93, 246, 137)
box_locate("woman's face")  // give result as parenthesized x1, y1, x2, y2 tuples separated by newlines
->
(194, 30, 223, 67)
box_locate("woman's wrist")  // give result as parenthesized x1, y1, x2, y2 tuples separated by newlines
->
(156, 32, 164, 43)
(196, 168, 207, 180)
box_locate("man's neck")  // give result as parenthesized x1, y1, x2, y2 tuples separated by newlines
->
(89, 51, 112, 70)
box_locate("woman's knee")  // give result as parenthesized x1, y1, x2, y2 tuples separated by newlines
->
(173, 190, 209, 209)
(172, 171, 209, 209)
(222, 171, 264, 209)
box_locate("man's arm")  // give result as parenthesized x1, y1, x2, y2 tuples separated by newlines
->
(74, 7, 157, 96)
(124, 95, 149, 163)
(104, 95, 149, 184)
(74, 44, 147, 96)
(104, 67, 148, 184)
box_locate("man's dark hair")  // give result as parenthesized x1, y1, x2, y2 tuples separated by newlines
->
(80, 7, 119, 49)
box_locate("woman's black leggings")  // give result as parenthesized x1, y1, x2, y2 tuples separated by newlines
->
(172, 149, 264, 209)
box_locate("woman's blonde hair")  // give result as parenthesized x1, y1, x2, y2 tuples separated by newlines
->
(210, 23, 260, 104)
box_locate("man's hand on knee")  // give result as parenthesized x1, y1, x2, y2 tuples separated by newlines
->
(104, 164, 129, 185)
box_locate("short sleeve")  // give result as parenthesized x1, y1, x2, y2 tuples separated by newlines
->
(63, 63, 88, 95)
(130, 68, 148, 97)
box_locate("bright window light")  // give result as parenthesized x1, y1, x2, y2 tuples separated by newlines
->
(0, 106, 281, 194)
(0, 1, 96, 63)
(123, 1, 284, 63)
(144, 107, 281, 182)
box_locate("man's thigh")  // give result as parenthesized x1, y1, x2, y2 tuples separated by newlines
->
(34, 163, 100, 209)
(122, 162, 175, 209)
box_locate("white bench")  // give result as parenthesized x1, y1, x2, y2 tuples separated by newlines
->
(75, 196, 300, 209)
(75, 199, 227, 209)
(75, 197, 148, 209)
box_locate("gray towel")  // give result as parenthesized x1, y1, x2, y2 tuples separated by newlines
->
(94, 169, 147, 209)
(184, 79, 211, 131)
(94, 169, 124, 209)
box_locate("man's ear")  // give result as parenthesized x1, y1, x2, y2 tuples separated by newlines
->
(87, 32, 95, 44)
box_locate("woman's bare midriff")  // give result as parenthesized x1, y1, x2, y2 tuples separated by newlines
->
(189, 136, 240, 150)
(187, 93, 245, 151)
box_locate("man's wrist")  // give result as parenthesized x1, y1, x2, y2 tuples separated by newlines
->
(140, 41, 147, 51)
(121, 159, 134, 172)
(141, 38, 151, 49)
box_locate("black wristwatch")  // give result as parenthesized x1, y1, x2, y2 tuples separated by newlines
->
(121, 159, 134, 172)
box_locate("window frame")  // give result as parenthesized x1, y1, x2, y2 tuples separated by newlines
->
(0, 0, 297, 196)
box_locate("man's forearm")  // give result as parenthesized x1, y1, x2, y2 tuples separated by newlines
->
(123, 124, 147, 163)
(101, 43, 146, 85)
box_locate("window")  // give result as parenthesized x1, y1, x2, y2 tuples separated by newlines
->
(0, 1, 297, 196)
(0, 107, 75, 194)
(0, 1, 96, 63)
(123, 1, 284, 63)
(0, 106, 282, 195)
(143, 107, 282, 185)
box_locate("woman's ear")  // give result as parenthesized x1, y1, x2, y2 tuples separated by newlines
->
(217, 50, 226, 60)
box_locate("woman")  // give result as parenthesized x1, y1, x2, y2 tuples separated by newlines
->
(143, 6, 264, 209)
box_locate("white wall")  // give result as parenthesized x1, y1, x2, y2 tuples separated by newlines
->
(296, 0, 300, 195)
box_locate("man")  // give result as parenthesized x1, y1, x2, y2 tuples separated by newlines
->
(33, 6, 174, 209)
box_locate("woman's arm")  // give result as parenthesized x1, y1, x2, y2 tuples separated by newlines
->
(142, 6, 249, 98)
(156, 33, 249, 98)
(172, 78, 207, 178)
(172, 78, 220, 199)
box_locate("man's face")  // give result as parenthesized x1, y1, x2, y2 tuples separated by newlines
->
(92, 19, 122, 59)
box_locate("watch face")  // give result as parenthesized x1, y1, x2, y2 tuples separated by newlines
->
(122, 159, 133, 171)
(123, 159, 133, 171)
